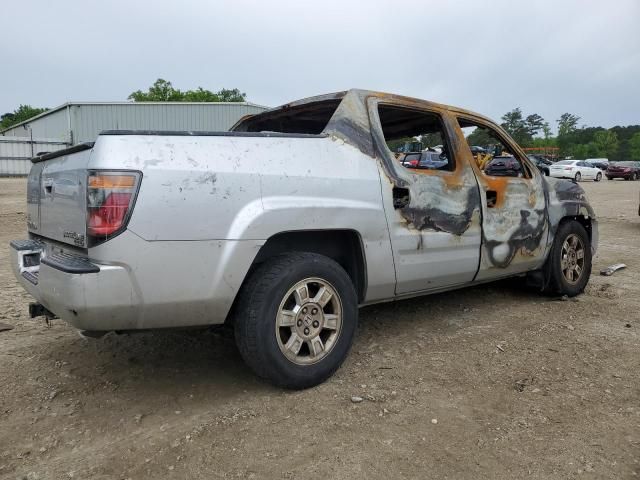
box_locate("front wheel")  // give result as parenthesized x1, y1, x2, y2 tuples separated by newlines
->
(595, 172, 602, 182)
(632, 172, 638, 181)
(233, 252, 358, 389)
(574, 172, 582, 181)
(543, 221, 592, 296)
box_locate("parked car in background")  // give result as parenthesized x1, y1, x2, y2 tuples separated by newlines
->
(397, 152, 420, 167)
(549, 160, 602, 182)
(586, 158, 609, 170)
(470, 146, 488, 155)
(528, 154, 552, 176)
(399, 151, 449, 170)
(484, 156, 523, 176)
(606, 161, 640, 181)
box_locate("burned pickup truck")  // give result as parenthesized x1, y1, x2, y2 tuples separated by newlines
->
(10, 89, 597, 388)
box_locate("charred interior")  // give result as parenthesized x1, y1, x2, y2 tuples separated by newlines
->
(378, 105, 443, 141)
(233, 99, 342, 134)
(378, 104, 455, 172)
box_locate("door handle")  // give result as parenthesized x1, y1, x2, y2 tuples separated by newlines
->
(393, 187, 410, 209)
(43, 178, 53, 195)
(486, 190, 497, 208)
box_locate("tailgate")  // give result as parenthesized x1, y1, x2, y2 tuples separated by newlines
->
(28, 144, 93, 248)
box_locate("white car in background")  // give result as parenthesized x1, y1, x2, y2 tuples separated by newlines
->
(549, 160, 603, 182)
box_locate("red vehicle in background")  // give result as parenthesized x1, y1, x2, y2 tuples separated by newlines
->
(606, 161, 640, 181)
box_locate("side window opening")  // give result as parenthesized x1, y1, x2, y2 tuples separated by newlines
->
(457, 118, 531, 178)
(233, 99, 341, 134)
(378, 105, 455, 172)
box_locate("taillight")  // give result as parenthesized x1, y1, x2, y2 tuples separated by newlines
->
(87, 171, 141, 245)
(409, 160, 419, 167)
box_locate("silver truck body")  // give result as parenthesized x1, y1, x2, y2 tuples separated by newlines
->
(10, 89, 598, 333)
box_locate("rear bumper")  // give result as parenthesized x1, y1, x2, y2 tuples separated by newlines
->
(10, 232, 261, 332)
(549, 171, 570, 179)
(10, 240, 140, 331)
(606, 172, 630, 179)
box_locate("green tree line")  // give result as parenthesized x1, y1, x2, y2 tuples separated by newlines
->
(498, 108, 640, 161)
(1, 105, 49, 130)
(127, 78, 246, 102)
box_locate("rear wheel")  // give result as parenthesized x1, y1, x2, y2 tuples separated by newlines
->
(543, 221, 592, 297)
(574, 172, 581, 181)
(595, 172, 602, 182)
(233, 252, 358, 389)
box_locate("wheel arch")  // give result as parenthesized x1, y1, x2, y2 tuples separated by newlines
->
(558, 215, 593, 242)
(242, 229, 367, 304)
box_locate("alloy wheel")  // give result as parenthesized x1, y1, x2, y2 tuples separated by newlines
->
(275, 277, 343, 365)
(561, 234, 586, 284)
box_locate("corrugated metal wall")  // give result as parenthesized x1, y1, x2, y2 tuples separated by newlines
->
(0, 158, 31, 175)
(0, 137, 68, 175)
(0, 102, 267, 175)
(1, 108, 71, 143)
(72, 103, 266, 143)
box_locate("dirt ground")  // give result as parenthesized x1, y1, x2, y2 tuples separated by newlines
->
(0, 176, 638, 480)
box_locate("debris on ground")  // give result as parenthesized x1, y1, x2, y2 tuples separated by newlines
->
(350, 396, 364, 403)
(0, 322, 14, 332)
(515, 377, 536, 392)
(600, 263, 627, 276)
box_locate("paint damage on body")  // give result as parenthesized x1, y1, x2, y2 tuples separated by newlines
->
(234, 88, 596, 273)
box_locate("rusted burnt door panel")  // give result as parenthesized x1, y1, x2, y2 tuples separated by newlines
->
(476, 176, 549, 278)
(455, 116, 550, 280)
(368, 101, 483, 295)
(382, 171, 483, 293)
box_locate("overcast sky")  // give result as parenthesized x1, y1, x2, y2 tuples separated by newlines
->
(2, 0, 639, 130)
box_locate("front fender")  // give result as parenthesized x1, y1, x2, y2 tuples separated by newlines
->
(544, 177, 598, 254)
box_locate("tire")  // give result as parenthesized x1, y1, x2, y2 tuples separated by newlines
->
(625, 177, 630, 181)
(632, 172, 638, 181)
(606, 176, 612, 180)
(544, 169, 549, 177)
(543, 221, 592, 297)
(233, 252, 358, 389)
(595, 172, 602, 182)
(574, 172, 581, 181)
